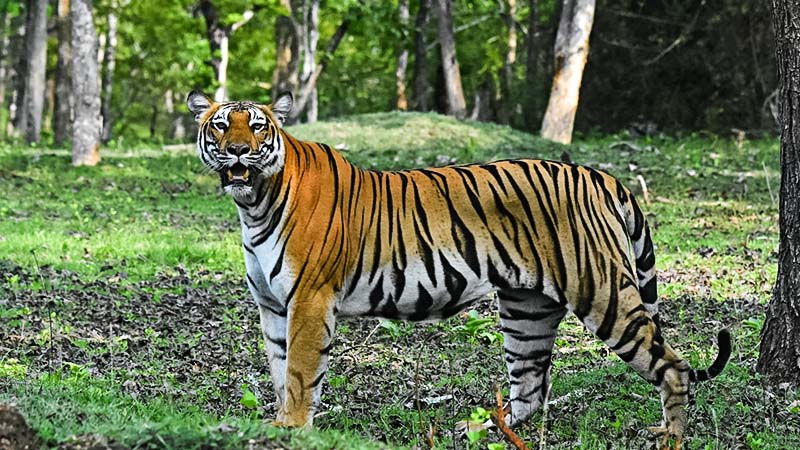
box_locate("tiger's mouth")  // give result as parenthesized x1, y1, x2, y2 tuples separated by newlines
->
(220, 162, 255, 188)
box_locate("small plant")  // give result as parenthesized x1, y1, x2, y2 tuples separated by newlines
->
(454, 310, 503, 345)
(239, 384, 258, 409)
(465, 407, 492, 446)
(378, 319, 414, 339)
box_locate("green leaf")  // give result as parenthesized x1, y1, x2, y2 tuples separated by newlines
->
(240, 387, 258, 409)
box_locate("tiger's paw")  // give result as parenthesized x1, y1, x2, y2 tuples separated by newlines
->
(647, 425, 682, 450)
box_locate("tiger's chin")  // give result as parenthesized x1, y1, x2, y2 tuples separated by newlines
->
(219, 162, 259, 200)
(224, 183, 255, 200)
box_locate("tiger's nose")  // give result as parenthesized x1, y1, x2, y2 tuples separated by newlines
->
(226, 143, 250, 156)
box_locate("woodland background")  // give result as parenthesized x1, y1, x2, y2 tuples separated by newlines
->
(0, 0, 777, 146)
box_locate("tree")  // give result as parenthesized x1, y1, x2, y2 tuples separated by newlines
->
(4, 6, 25, 138)
(289, 9, 352, 122)
(395, 0, 409, 111)
(196, 0, 262, 102)
(411, 0, 431, 111)
(300, 0, 319, 121)
(756, 0, 800, 384)
(434, 0, 466, 118)
(101, 11, 118, 142)
(272, 0, 300, 101)
(498, 0, 517, 124)
(53, 0, 72, 146)
(19, 0, 47, 143)
(71, 0, 102, 166)
(0, 4, 10, 137)
(540, 0, 595, 144)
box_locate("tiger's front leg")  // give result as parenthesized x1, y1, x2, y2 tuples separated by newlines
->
(281, 294, 337, 427)
(256, 303, 288, 422)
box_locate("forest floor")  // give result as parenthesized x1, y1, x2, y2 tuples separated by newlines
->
(1, 113, 797, 449)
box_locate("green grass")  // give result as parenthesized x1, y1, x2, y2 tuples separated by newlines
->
(0, 112, 795, 449)
(6, 370, 386, 450)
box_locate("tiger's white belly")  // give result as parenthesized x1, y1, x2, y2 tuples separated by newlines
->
(337, 256, 495, 320)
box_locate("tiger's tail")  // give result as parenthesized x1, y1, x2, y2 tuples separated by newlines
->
(622, 190, 731, 382)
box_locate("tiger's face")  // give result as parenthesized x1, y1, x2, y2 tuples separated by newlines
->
(186, 91, 293, 200)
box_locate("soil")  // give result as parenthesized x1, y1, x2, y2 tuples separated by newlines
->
(0, 258, 793, 449)
(0, 404, 40, 450)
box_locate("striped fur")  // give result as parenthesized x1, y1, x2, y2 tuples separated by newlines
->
(187, 91, 731, 445)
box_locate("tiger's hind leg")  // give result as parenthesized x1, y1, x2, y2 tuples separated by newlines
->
(497, 289, 567, 427)
(578, 280, 689, 449)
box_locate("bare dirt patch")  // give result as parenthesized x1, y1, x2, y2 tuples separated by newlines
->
(0, 404, 40, 450)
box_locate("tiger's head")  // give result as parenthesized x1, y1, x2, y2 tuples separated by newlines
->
(186, 91, 293, 200)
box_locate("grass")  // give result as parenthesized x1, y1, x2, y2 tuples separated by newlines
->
(1, 112, 797, 449)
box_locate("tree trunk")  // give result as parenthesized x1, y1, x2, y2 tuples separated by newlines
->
(434, 0, 466, 118)
(301, 0, 319, 122)
(756, 0, 800, 385)
(54, 0, 72, 146)
(149, 103, 158, 139)
(21, 0, 47, 143)
(290, 15, 350, 121)
(6, 8, 27, 138)
(101, 12, 117, 143)
(412, 0, 431, 111)
(524, 0, 541, 130)
(273, 13, 300, 100)
(197, 0, 225, 101)
(396, 0, 410, 111)
(71, 0, 102, 166)
(12, 0, 29, 135)
(164, 90, 185, 140)
(498, 0, 517, 124)
(540, 0, 595, 144)
(0, 7, 10, 137)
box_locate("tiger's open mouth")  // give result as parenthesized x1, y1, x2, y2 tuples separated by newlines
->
(220, 162, 255, 187)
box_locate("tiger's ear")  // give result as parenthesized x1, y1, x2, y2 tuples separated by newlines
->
(270, 92, 293, 127)
(187, 90, 214, 122)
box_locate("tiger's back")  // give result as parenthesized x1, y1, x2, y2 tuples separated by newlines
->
(333, 157, 643, 322)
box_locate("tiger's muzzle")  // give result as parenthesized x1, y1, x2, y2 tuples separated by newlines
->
(219, 144, 259, 189)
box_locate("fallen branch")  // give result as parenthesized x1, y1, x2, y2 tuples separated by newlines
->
(489, 386, 528, 450)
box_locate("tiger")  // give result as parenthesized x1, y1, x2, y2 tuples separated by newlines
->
(186, 90, 731, 449)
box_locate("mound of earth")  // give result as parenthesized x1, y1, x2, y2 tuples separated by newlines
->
(0, 404, 39, 450)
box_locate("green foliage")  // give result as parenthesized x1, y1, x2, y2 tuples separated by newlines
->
(239, 385, 259, 409)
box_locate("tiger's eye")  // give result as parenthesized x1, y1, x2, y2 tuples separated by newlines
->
(213, 121, 228, 132)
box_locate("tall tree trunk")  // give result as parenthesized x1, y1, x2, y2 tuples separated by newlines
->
(54, 0, 72, 146)
(197, 1, 259, 102)
(498, 0, 517, 124)
(12, 0, 29, 135)
(301, 0, 319, 122)
(101, 12, 117, 143)
(272, 13, 300, 99)
(540, 0, 595, 144)
(6, 8, 27, 138)
(197, 0, 225, 101)
(71, 0, 102, 166)
(290, 15, 350, 121)
(524, 0, 541, 130)
(0, 7, 10, 138)
(411, 0, 431, 111)
(757, 0, 800, 385)
(396, 0, 409, 111)
(21, 0, 47, 143)
(435, 0, 466, 118)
